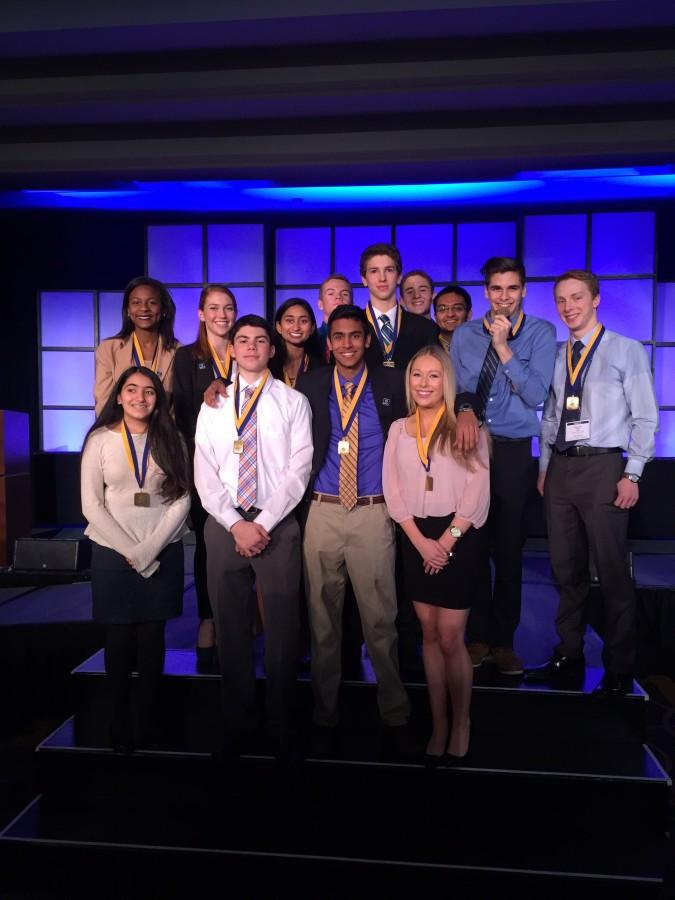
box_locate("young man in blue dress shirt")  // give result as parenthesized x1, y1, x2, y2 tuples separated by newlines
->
(530, 270, 658, 697)
(451, 257, 557, 675)
(297, 305, 412, 756)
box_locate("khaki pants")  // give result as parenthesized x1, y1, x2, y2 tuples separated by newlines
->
(303, 499, 410, 727)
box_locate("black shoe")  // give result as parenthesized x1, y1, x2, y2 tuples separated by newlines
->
(525, 653, 585, 685)
(439, 751, 468, 767)
(423, 752, 445, 769)
(591, 672, 633, 700)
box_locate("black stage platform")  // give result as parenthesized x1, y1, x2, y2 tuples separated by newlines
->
(0, 537, 673, 898)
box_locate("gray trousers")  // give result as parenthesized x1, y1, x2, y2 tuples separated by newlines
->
(205, 513, 301, 742)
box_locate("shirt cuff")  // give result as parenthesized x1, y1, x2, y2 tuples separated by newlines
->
(254, 509, 277, 533)
(623, 459, 645, 478)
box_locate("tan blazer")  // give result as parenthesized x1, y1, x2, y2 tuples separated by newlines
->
(94, 335, 180, 415)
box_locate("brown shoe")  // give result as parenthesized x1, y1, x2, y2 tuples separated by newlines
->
(467, 642, 491, 668)
(491, 646, 524, 675)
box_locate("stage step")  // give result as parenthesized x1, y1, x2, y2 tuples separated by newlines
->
(1, 764, 669, 899)
(35, 717, 671, 835)
(70, 649, 649, 748)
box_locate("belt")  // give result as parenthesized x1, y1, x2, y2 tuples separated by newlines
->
(311, 492, 385, 506)
(235, 506, 262, 521)
(552, 446, 622, 458)
(491, 435, 532, 444)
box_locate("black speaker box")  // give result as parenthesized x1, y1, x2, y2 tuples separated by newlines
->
(13, 538, 91, 572)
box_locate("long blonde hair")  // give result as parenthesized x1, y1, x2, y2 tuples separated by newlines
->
(404, 344, 485, 467)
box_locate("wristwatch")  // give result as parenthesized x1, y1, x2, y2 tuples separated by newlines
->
(457, 403, 474, 414)
(449, 525, 463, 539)
(622, 473, 640, 484)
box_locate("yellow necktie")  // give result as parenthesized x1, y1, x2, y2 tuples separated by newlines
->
(338, 382, 358, 510)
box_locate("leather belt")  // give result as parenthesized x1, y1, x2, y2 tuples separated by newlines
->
(553, 446, 622, 458)
(235, 506, 262, 521)
(311, 492, 385, 506)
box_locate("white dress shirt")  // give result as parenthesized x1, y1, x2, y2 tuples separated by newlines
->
(194, 372, 313, 533)
(371, 302, 398, 336)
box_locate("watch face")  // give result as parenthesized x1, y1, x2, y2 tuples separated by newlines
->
(450, 526, 462, 538)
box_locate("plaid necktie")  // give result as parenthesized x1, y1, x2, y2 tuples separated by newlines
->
(555, 340, 585, 451)
(339, 382, 358, 510)
(476, 343, 500, 416)
(379, 314, 394, 346)
(236, 385, 258, 510)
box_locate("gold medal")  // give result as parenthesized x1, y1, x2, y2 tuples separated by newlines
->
(566, 395, 580, 411)
(134, 492, 151, 507)
(338, 439, 350, 455)
(425, 475, 434, 492)
(233, 439, 244, 454)
(382, 359, 395, 368)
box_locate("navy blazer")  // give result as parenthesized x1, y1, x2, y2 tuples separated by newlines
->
(173, 343, 232, 452)
(296, 364, 406, 486)
(364, 306, 439, 371)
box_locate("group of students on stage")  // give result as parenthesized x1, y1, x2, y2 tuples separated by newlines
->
(80, 242, 659, 765)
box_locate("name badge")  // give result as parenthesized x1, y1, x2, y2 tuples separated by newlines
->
(565, 420, 590, 442)
(233, 439, 244, 454)
(338, 439, 350, 455)
(566, 395, 580, 411)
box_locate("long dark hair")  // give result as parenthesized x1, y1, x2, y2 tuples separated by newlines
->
(113, 276, 178, 349)
(270, 297, 322, 380)
(83, 366, 190, 502)
(194, 284, 238, 361)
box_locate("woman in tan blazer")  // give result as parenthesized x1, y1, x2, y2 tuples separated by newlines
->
(94, 276, 181, 414)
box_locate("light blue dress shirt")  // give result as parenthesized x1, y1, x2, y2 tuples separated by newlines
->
(539, 328, 658, 477)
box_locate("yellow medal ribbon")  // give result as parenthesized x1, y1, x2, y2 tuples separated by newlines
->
(131, 333, 159, 372)
(365, 304, 403, 357)
(283, 353, 309, 388)
(233, 369, 270, 434)
(333, 365, 369, 433)
(567, 322, 604, 387)
(482, 308, 525, 338)
(415, 405, 447, 472)
(439, 334, 451, 354)
(208, 340, 233, 381)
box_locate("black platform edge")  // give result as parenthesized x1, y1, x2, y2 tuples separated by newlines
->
(0, 796, 668, 900)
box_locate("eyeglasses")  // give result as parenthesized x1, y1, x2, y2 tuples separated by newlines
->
(435, 304, 467, 315)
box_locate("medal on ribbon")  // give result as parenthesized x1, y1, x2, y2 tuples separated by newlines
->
(131, 333, 159, 372)
(415, 405, 446, 492)
(482, 308, 525, 340)
(565, 323, 605, 412)
(283, 353, 309, 388)
(121, 422, 152, 507)
(366, 303, 402, 364)
(209, 340, 234, 382)
(333, 366, 368, 456)
(232, 370, 270, 454)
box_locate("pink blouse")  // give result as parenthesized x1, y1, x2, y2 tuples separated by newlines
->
(383, 418, 490, 527)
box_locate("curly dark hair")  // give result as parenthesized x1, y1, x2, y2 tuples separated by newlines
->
(83, 366, 190, 502)
(113, 276, 178, 350)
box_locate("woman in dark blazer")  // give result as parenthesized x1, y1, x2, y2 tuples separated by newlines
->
(173, 284, 237, 669)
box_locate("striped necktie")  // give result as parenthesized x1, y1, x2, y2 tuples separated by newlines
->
(379, 313, 394, 346)
(475, 342, 500, 416)
(236, 385, 258, 510)
(339, 382, 358, 511)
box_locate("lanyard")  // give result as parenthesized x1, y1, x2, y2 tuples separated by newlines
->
(233, 370, 270, 435)
(121, 422, 151, 489)
(415, 405, 446, 472)
(333, 366, 368, 437)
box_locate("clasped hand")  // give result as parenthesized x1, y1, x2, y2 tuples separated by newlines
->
(418, 536, 451, 576)
(231, 520, 270, 557)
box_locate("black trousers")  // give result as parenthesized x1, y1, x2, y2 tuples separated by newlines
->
(545, 452, 635, 674)
(467, 437, 535, 647)
(205, 513, 301, 745)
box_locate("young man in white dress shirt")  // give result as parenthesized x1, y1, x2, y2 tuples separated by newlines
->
(194, 315, 313, 757)
(532, 271, 658, 697)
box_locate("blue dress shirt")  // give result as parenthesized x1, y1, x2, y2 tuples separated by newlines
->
(451, 314, 557, 439)
(314, 369, 384, 496)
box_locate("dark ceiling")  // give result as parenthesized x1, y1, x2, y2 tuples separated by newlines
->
(1, 0, 675, 187)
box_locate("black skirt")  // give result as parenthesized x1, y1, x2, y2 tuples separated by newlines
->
(91, 540, 184, 625)
(399, 513, 487, 609)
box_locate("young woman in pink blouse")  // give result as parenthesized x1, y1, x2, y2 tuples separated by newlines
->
(383, 345, 490, 765)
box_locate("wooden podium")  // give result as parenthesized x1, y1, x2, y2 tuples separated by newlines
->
(0, 411, 31, 566)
